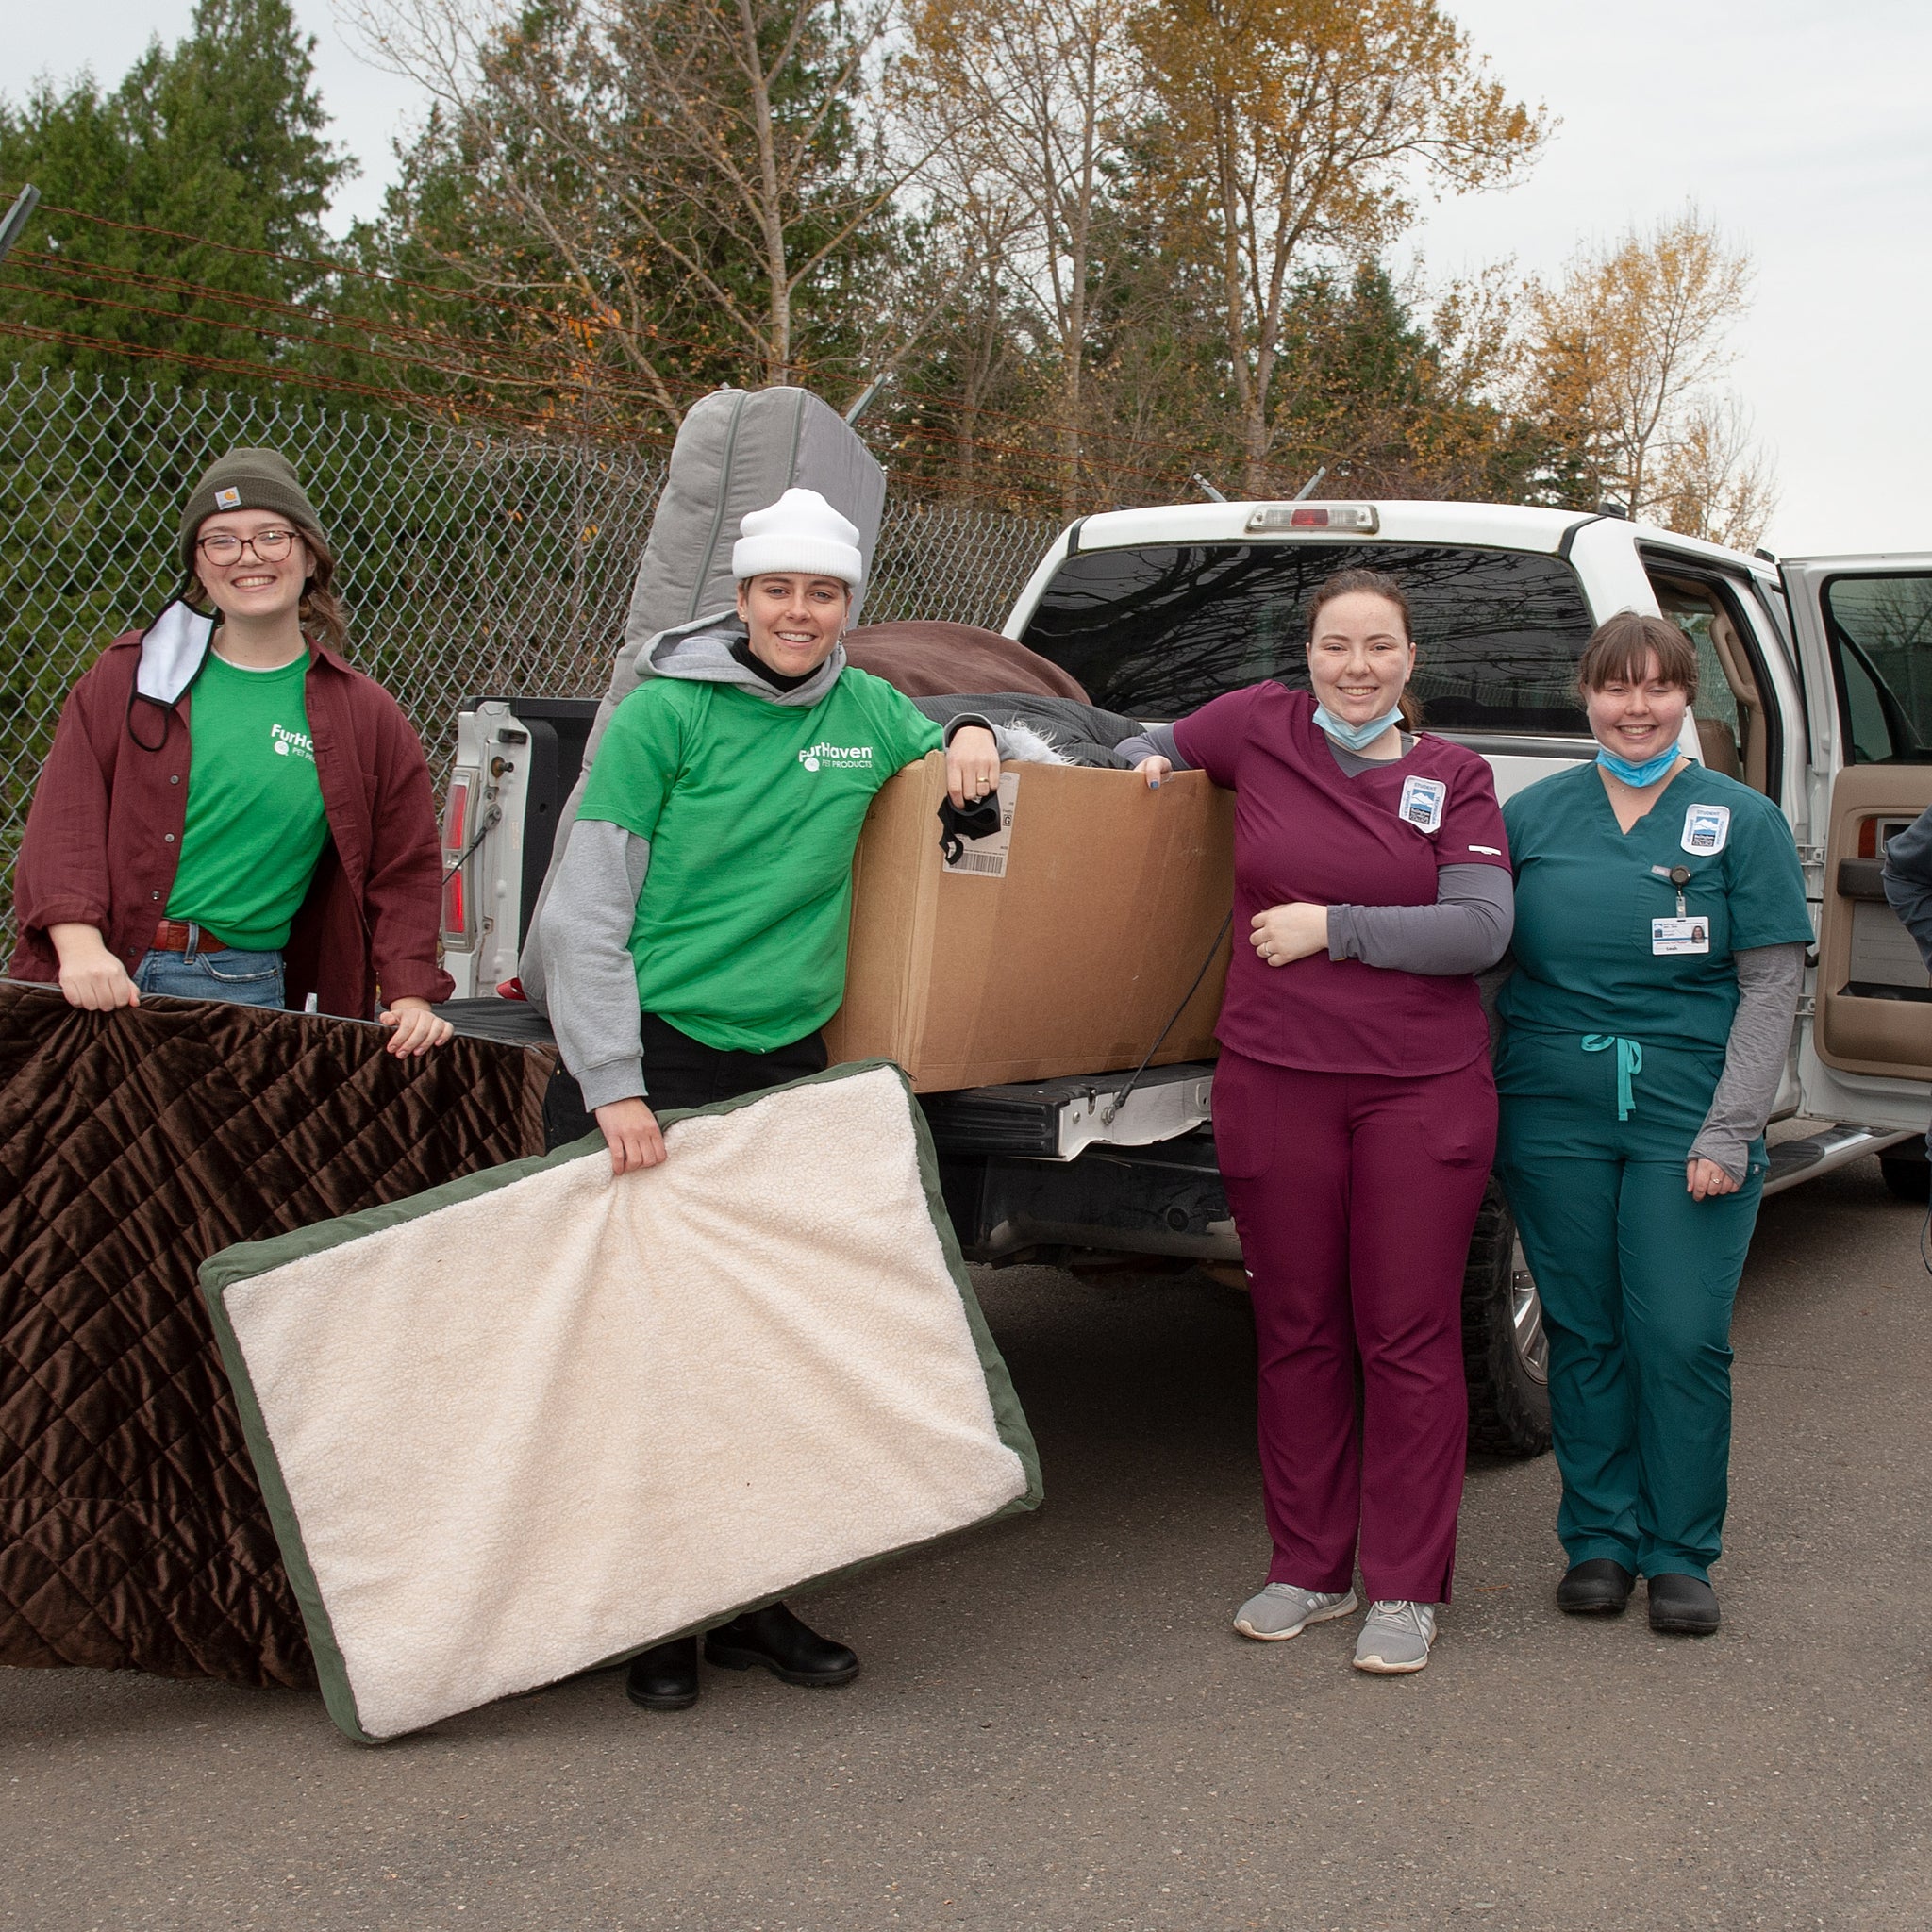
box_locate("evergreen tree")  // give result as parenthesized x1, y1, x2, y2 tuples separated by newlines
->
(1269, 263, 1553, 503)
(0, 0, 349, 387)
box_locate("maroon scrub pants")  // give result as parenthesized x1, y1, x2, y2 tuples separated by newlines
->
(1213, 1048, 1497, 1605)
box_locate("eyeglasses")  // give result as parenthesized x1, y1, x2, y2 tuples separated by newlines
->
(196, 526, 299, 565)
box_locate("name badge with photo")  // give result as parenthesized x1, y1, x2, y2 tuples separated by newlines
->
(1681, 803, 1731, 856)
(1652, 916, 1711, 956)
(1398, 775, 1447, 835)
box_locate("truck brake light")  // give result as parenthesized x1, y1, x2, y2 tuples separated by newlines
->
(441, 772, 479, 950)
(1245, 503, 1380, 535)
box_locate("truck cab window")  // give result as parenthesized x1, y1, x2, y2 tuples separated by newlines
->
(1648, 570, 1776, 796)
(1018, 543, 1595, 733)
(1824, 575, 1932, 764)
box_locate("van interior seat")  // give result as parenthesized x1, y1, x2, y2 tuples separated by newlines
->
(1696, 715, 1742, 778)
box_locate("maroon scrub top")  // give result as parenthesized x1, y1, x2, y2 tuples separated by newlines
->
(1174, 684, 1510, 1078)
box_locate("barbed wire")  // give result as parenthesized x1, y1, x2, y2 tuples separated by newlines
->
(4, 188, 1220, 491)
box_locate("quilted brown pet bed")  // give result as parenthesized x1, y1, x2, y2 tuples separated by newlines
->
(0, 981, 553, 1688)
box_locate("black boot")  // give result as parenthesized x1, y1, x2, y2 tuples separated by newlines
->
(1557, 1558, 1635, 1616)
(625, 1635, 700, 1710)
(1647, 1573, 1720, 1636)
(704, 1601, 860, 1688)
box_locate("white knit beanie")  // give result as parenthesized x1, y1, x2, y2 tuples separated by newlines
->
(732, 487, 864, 589)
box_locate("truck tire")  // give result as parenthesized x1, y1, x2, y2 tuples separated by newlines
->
(1462, 1182, 1552, 1458)
(1880, 1150, 1932, 1202)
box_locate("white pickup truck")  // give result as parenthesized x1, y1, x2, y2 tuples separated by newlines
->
(438, 498, 1932, 1457)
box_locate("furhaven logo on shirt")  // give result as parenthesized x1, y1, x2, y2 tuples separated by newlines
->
(798, 741, 874, 773)
(271, 723, 316, 763)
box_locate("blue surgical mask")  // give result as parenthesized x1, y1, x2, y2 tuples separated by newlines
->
(1313, 701, 1405, 753)
(1596, 746, 1681, 788)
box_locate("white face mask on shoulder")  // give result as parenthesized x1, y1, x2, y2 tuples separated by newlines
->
(135, 598, 218, 707)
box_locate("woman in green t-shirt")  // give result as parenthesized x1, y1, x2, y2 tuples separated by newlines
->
(13, 447, 455, 1051)
(532, 486, 1001, 1716)
(1494, 613, 1812, 1639)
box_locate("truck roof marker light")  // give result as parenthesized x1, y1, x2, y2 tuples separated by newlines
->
(1245, 503, 1379, 535)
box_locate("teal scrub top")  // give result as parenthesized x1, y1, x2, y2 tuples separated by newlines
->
(1497, 760, 1812, 1055)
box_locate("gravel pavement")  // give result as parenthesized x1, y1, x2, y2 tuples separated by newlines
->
(5, 1155, 1931, 1931)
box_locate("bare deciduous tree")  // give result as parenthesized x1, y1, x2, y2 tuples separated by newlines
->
(1655, 394, 1780, 550)
(1132, 0, 1545, 496)
(350, 0, 932, 419)
(1525, 208, 1775, 541)
(902, 0, 1146, 511)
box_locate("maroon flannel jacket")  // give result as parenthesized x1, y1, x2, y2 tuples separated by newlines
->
(9, 627, 455, 1018)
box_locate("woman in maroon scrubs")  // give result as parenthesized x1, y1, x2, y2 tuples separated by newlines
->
(1131, 568, 1513, 1674)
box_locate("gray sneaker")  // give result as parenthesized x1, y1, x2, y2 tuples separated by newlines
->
(1233, 1582, 1358, 1641)
(1353, 1599, 1437, 1674)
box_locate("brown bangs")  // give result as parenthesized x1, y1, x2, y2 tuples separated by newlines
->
(1575, 611, 1699, 703)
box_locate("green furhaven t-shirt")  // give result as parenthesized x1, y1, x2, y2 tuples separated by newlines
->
(576, 669, 943, 1052)
(167, 650, 331, 952)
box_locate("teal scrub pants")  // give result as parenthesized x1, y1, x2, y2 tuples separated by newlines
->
(1494, 1029, 1765, 1582)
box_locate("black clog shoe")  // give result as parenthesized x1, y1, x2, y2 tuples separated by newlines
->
(1646, 1572, 1720, 1636)
(1557, 1558, 1636, 1616)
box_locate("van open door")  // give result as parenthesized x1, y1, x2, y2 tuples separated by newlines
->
(1783, 555, 1932, 1130)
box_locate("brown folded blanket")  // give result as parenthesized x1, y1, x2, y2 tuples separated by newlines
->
(844, 621, 1091, 702)
(0, 980, 551, 1687)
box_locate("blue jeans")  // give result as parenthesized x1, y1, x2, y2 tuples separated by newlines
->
(133, 939, 286, 1010)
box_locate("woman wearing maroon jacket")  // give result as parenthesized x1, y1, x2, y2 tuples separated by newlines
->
(1130, 568, 1513, 1674)
(9, 447, 454, 1049)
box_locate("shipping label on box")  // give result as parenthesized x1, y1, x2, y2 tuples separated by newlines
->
(941, 772, 1020, 878)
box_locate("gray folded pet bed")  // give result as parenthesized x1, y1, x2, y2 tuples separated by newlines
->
(199, 1060, 1041, 1742)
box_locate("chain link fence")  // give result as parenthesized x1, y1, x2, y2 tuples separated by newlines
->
(0, 369, 1061, 959)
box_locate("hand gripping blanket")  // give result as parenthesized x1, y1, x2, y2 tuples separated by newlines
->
(199, 1061, 1041, 1742)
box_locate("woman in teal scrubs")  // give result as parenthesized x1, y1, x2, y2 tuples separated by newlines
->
(1495, 613, 1811, 1637)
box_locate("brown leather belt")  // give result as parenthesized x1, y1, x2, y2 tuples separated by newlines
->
(151, 918, 236, 954)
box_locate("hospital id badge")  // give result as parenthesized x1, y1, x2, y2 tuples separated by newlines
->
(1398, 774, 1446, 835)
(1682, 803, 1730, 855)
(1653, 916, 1711, 956)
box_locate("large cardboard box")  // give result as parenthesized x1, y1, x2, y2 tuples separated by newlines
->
(824, 754, 1233, 1091)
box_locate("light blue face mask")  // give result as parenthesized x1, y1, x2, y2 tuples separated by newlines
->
(1595, 746, 1681, 788)
(1313, 701, 1405, 753)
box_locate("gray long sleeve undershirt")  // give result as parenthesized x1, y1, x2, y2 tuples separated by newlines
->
(1328, 867, 1513, 974)
(1122, 724, 1513, 974)
(536, 817, 655, 1109)
(1686, 941, 1807, 1183)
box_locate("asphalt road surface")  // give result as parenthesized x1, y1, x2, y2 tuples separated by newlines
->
(6, 1154, 1932, 1931)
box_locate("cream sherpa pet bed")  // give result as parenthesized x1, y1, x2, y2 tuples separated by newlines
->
(199, 1060, 1041, 1742)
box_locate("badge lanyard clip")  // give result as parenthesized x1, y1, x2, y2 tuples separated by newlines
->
(1651, 862, 1691, 918)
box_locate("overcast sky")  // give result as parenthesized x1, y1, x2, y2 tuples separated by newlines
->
(9, 0, 1930, 558)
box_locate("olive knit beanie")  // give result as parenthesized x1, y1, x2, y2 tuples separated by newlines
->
(179, 447, 326, 573)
